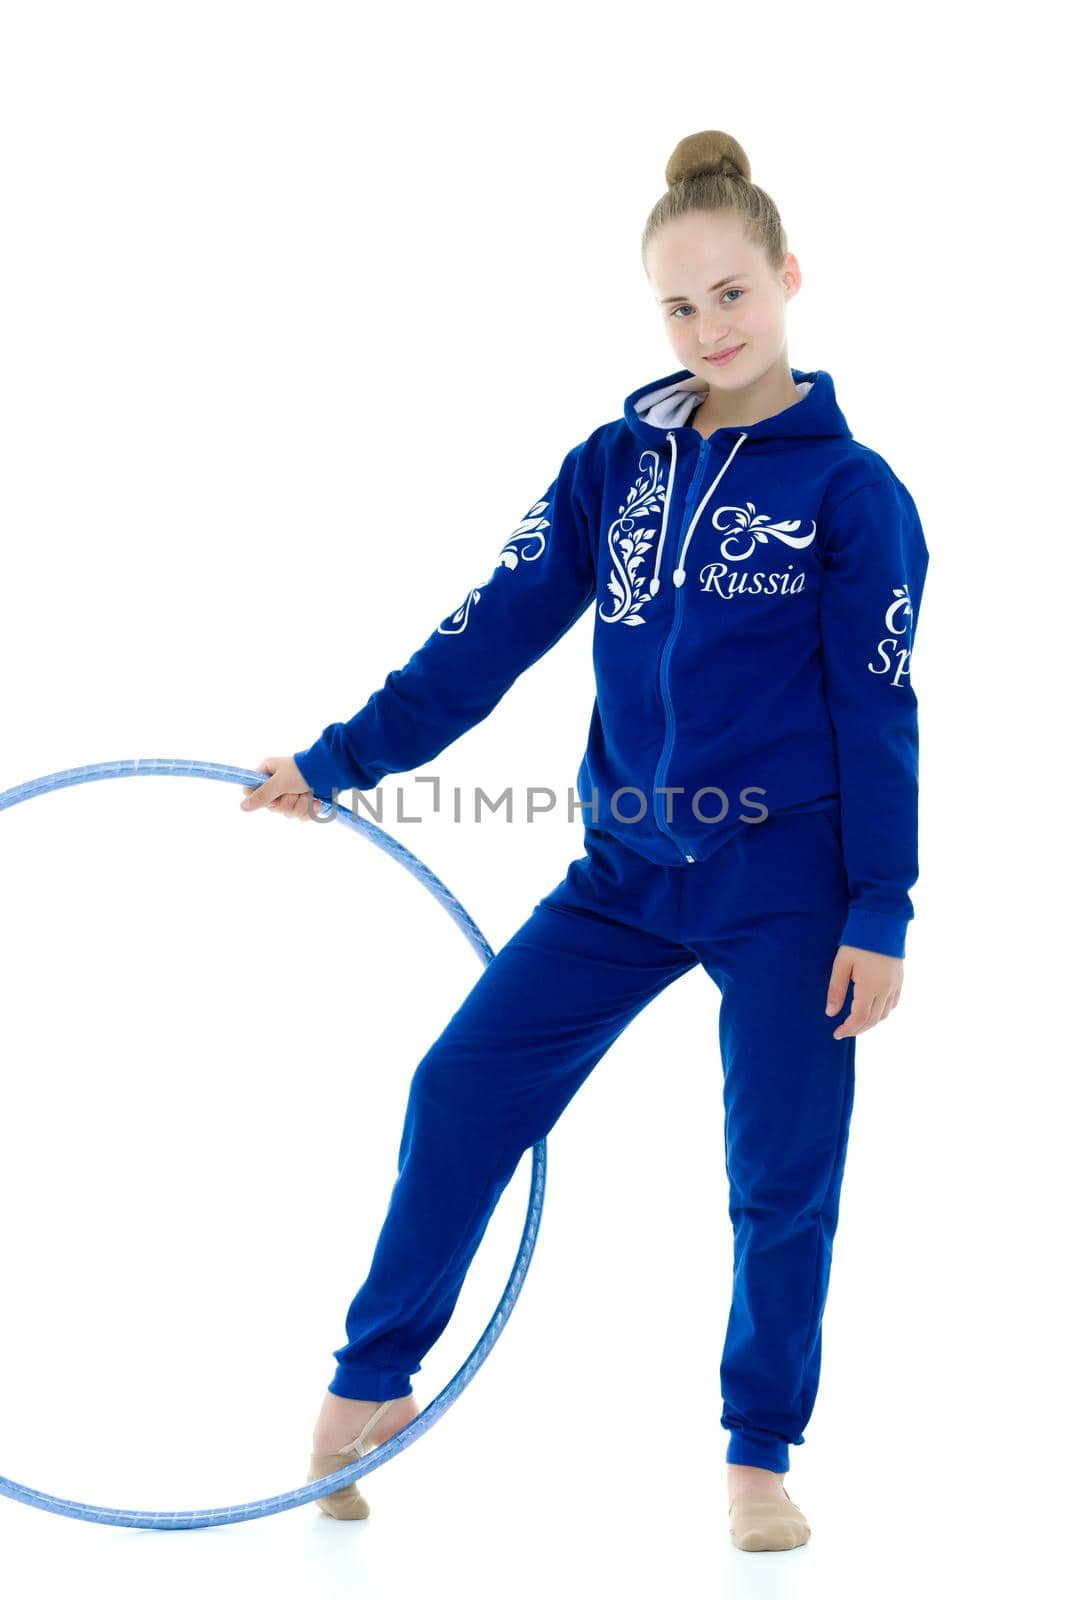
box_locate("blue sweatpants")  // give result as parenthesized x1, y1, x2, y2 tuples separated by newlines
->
(326, 804, 857, 1475)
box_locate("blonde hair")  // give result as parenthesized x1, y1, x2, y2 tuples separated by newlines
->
(641, 130, 788, 274)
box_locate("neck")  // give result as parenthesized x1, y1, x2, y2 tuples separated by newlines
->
(693, 358, 802, 430)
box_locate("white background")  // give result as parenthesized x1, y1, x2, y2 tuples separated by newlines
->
(0, 1, 1062, 1594)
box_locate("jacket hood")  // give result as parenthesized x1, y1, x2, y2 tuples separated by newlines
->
(623, 365, 852, 447)
(620, 366, 854, 598)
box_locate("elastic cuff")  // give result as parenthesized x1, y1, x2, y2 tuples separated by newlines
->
(839, 907, 909, 959)
(328, 1364, 413, 1402)
(726, 1430, 791, 1474)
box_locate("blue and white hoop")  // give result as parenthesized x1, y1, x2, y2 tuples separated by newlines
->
(0, 758, 547, 1531)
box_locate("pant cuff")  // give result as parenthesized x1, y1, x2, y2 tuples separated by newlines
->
(726, 1429, 791, 1474)
(329, 1364, 414, 1401)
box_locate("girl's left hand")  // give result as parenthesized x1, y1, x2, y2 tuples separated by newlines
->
(825, 945, 903, 1039)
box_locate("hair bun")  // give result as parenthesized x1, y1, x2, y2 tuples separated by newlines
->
(665, 130, 751, 187)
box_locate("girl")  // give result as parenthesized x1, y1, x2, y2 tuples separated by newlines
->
(241, 129, 929, 1552)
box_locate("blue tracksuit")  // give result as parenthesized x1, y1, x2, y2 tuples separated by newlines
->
(293, 367, 929, 1472)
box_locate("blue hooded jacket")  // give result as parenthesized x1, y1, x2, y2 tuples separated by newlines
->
(294, 366, 930, 959)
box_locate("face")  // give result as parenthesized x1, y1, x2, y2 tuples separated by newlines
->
(645, 209, 801, 389)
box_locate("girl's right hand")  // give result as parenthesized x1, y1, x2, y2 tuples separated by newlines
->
(239, 755, 326, 820)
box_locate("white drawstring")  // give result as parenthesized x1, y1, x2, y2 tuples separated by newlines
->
(648, 430, 679, 599)
(672, 433, 749, 587)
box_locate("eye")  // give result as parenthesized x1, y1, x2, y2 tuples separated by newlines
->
(670, 288, 744, 319)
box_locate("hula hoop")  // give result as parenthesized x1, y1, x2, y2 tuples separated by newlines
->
(0, 758, 547, 1531)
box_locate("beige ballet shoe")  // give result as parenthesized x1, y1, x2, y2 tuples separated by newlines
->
(729, 1485, 811, 1551)
(307, 1397, 401, 1519)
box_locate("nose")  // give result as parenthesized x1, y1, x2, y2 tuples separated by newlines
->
(697, 311, 733, 342)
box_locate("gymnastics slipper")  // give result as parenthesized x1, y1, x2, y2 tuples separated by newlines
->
(729, 1485, 812, 1551)
(307, 1397, 400, 1519)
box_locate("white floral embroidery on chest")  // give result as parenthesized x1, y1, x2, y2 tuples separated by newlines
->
(437, 498, 551, 636)
(714, 503, 817, 561)
(599, 451, 667, 626)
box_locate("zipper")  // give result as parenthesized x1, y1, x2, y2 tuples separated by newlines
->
(651, 432, 711, 862)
